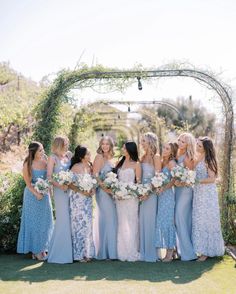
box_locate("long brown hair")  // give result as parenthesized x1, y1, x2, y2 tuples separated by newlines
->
(24, 142, 41, 177)
(200, 137, 218, 175)
(168, 142, 178, 161)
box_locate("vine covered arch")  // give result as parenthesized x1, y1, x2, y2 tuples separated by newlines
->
(33, 66, 234, 237)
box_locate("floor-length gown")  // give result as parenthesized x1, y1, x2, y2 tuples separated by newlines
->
(116, 168, 140, 261)
(155, 166, 176, 249)
(94, 161, 117, 259)
(17, 169, 54, 255)
(70, 172, 95, 261)
(192, 160, 224, 256)
(139, 163, 158, 262)
(47, 155, 73, 264)
(175, 155, 197, 261)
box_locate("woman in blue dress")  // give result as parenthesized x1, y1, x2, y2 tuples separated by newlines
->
(139, 132, 161, 262)
(192, 137, 224, 261)
(69, 145, 95, 262)
(47, 136, 73, 264)
(17, 141, 53, 260)
(155, 142, 178, 262)
(93, 136, 117, 260)
(175, 133, 197, 261)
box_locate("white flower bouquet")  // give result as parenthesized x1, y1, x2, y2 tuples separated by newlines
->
(135, 183, 153, 197)
(52, 170, 74, 185)
(101, 171, 119, 190)
(73, 173, 97, 193)
(151, 172, 170, 189)
(113, 181, 138, 200)
(33, 178, 50, 195)
(171, 165, 196, 186)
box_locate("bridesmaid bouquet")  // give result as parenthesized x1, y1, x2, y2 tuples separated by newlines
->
(101, 171, 119, 190)
(73, 173, 97, 193)
(151, 172, 170, 189)
(113, 182, 138, 200)
(52, 170, 74, 185)
(135, 183, 153, 197)
(33, 178, 50, 195)
(171, 165, 196, 186)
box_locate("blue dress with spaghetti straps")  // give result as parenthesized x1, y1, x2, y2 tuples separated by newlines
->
(155, 166, 176, 249)
(175, 154, 197, 261)
(94, 161, 117, 260)
(47, 154, 73, 264)
(139, 163, 158, 262)
(17, 169, 54, 255)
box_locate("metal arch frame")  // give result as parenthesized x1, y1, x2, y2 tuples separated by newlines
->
(92, 123, 135, 141)
(91, 118, 140, 142)
(69, 68, 234, 217)
(94, 109, 165, 151)
(100, 100, 184, 120)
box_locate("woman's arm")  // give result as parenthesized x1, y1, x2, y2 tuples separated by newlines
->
(135, 162, 142, 184)
(198, 167, 216, 184)
(154, 154, 162, 173)
(184, 156, 195, 170)
(92, 154, 103, 176)
(92, 154, 112, 194)
(23, 163, 43, 200)
(47, 155, 68, 191)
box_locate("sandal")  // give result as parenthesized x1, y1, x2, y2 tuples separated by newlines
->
(197, 255, 208, 262)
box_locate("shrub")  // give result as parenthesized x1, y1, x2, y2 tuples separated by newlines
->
(0, 173, 25, 252)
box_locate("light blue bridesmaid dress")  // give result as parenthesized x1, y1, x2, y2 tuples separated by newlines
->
(155, 166, 176, 249)
(192, 160, 224, 256)
(17, 169, 54, 255)
(95, 161, 117, 260)
(175, 155, 197, 261)
(47, 155, 73, 264)
(139, 163, 158, 262)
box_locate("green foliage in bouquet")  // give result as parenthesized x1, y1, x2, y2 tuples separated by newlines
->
(0, 173, 25, 252)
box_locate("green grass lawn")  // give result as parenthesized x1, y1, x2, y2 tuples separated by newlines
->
(0, 254, 235, 294)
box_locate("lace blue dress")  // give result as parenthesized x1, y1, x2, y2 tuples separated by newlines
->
(139, 163, 158, 262)
(47, 155, 73, 264)
(175, 155, 197, 261)
(155, 166, 176, 249)
(70, 172, 95, 261)
(17, 169, 53, 255)
(94, 161, 117, 260)
(192, 160, 224, 256)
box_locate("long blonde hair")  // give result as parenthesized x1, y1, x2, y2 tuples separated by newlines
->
(51, 136, 69, 155)
(96, 136, 114, 156)
(142, 132, 159, 157)
(178, 132, 196, 161)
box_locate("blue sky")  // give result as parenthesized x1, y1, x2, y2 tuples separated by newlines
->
(1, 0, 236, 115)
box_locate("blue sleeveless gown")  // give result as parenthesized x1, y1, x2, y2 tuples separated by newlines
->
(139, 163, 158, 262)
(47, 155, 73, 263)
(175, 155, 197, 261)
(155, 166, 176, 249)
(17, 169, 53, 255)
(192, 161, 224, 256)
(94, 162, 117, 260)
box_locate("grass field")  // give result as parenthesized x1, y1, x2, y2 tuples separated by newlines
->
(0, 254, 235, 294)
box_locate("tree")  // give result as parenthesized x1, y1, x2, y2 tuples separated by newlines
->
(156, 96, 216, 137)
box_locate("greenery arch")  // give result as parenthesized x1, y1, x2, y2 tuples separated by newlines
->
(33, 64, 235, 240)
